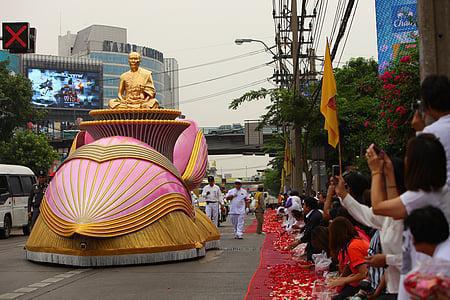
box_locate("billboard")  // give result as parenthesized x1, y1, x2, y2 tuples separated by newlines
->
(28, 68, 102, 109)
(375, 0, 418, 72)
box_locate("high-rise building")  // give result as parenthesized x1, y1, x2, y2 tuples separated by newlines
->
(20, 53, 103, 153)
(164, 58, 180, 109)
(0, 50, 20, 74)
(58, 25, 171, 107)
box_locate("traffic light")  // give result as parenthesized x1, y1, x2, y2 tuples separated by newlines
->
(2, 22, 36, 53)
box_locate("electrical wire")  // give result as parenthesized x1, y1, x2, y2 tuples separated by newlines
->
(161, 61, 273, 92)
(99, 47, 267, 83)
(180, 78, 270, 105)
(336, 0, 359, 66)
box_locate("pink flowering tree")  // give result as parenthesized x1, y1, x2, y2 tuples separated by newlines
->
(377, 45, 420, 154)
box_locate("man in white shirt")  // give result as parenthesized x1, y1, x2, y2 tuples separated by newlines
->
(226, 179, 249, 239)
(412, 75, 450, 185)
(202, 176, 221, 227)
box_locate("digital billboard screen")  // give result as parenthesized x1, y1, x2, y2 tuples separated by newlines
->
(375, 0, 418, 72)
(28, 68, 102, 109)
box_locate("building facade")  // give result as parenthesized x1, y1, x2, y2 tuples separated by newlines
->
(164, 58, 180, 109)
(21, 53, 103, 129)
(58, 25, 178, 108)
(0, 50, 20, 74)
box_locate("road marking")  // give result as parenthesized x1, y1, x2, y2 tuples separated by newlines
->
(28, 283, 51, 288)
(0, 293, 25, 299)
(13, 288, 37, 293)
(1, 268, 92, 298)
(41, 277, 65, 283)
(54, 273, 75, 278)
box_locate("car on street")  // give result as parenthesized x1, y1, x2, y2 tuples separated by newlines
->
(209, 124, 243, 135)
(0, 164, 35, 238)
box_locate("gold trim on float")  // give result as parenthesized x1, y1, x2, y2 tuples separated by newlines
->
(25, 209, 220, 257)
(41, 193, 194, 237)
(89, 108, 182, 117)
(80, 119, 191, 128)
(182, 131, 204, 180)
(64, 144, 181, 178)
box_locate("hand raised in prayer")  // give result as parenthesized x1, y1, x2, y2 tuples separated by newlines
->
(366, 144, 384, 174)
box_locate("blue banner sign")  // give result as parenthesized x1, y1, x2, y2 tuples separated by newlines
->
(375, 0, 418, 72)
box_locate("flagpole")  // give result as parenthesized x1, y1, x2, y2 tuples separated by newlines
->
(338, 140, 343, 177)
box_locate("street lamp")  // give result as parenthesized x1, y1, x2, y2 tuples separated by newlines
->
(234, 39, 277, 57)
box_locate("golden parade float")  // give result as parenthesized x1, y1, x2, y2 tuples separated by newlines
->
(25, 52, 220, 266)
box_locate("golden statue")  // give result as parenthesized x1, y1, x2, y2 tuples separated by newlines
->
(108, 52, 159, 109)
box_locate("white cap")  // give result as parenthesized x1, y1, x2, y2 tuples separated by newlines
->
(234, 179, 242, 184)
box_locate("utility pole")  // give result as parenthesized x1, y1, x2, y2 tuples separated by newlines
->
(273, 0, 316, 193)
(417, 0, 450, 80)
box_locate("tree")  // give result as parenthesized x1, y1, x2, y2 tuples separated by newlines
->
(334, 57, 385, 167)
(0, 129, 58, 173)
(0, 61, 44, 141)
(229, 87, 323, 194)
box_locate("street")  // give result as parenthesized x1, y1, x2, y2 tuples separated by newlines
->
(0, 216, 263, 300)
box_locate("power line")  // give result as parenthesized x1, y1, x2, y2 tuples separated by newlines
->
(180, 78, 271, 105)
(160, 61, 273, 92)
(337, 0, 359, 66)
(99, 48, 267, 83)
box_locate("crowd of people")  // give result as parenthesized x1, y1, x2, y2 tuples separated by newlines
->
(272, 75, 450, 299)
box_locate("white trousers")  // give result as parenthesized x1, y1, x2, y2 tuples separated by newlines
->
(205, 202, 219, 226)
(230, 214, 245, 238)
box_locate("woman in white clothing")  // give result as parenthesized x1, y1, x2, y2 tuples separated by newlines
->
(334, 157, 405, 297)
(366, 133, 450, 300)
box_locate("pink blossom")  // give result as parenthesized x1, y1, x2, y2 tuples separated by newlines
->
(364, 120, 370, 128)
(400, 56, 411, 63)
(395, 106, 407, 115)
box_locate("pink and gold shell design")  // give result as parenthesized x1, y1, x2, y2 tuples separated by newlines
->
(41, 137, 193, 238)
(173, 120, 208, 190)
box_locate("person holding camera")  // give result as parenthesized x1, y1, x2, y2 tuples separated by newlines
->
(202, 176, 221, 227)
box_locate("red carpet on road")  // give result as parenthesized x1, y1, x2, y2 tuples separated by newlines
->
(244, 218, 258, 234)
(245, 210, 318, 300)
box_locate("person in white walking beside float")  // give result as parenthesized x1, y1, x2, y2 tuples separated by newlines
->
(202, 176, 221, 227)
(226, 179, 249, 239)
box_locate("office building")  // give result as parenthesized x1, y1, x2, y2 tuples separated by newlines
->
(0, 50, 20, 74)
(21, 53, 103, 131)
(164, 58, 180, 109)
(58, 25, 176, 107)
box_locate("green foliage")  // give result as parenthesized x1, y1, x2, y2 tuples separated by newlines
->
(263, 168, 281, 195)
(0, 129, 58, 173)
(377, 44, 420, 155)
(0, 61, 45, 141)
(334, 57, 384, 165)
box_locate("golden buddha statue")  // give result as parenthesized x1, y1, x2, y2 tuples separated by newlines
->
(108, 52, 159, 109)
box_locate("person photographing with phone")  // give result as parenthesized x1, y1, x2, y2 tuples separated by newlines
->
(202, 176, 221, 227)
(226, 179, 249, 239)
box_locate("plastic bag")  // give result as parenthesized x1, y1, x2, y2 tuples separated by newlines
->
(312, 251, 332, 277)
(404, 258, 450, 299)
(291, 243, 307, 260)
(250, 198, 257, 210)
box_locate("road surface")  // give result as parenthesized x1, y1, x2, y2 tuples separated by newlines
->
(0, 216, 263, 300)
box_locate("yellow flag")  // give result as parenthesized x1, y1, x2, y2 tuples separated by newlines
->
(320, 40, 340, 148)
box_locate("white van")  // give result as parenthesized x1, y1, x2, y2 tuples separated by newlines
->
(0, 164, 36, 238)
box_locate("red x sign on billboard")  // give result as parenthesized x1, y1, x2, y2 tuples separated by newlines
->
(2, 22, 29, 53)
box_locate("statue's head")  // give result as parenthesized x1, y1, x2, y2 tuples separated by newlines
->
(128, 52, 141, 70)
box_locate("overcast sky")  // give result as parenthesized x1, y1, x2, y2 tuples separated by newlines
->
(2, 1, 379, 177)
(2, 0, 378, 127)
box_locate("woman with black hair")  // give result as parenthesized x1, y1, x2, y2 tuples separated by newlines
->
(328, 217, 369, 300)
(366, 133, 450, 300)
(333, 156, 405, 298)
